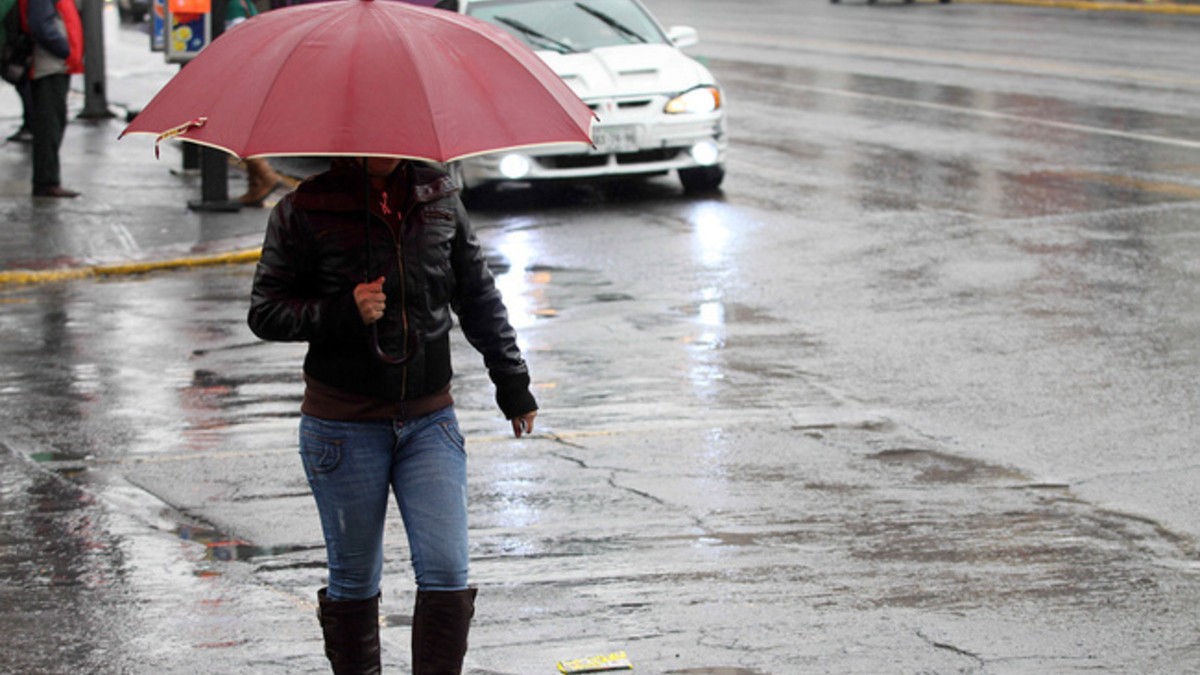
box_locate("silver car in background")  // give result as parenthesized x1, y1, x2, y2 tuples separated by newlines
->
(453, 0, 727, 194)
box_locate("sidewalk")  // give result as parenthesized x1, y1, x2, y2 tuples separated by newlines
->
(0, 8, 324, 283)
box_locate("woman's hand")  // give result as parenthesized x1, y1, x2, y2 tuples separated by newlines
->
(354, 277, 387, 325)
(511, 410, 537, 438)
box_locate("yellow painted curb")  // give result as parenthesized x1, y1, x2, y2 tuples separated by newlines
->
(961, 0, 1200, 14)
(0, 268, 96, 285)
(0, 247, 262, 287)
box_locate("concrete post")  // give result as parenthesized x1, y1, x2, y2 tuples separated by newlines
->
(79, 0, 114, 119)
(187, 0, 241, 212)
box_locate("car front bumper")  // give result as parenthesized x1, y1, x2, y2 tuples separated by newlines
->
(458, 110, 726, 186)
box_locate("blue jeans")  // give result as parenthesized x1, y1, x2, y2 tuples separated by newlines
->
(299, 407, 469, 601)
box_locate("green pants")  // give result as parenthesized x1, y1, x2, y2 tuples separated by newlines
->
(31, 73, 69, 190)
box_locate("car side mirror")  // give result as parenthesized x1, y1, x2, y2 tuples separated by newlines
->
(666, 26, 698, 49)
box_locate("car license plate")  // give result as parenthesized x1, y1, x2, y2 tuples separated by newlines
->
(591, 125, 640, 154)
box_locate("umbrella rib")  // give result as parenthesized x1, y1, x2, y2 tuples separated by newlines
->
(123, 2, 594, 161)
(241, 11, 346, 158)
(379, 8, 445, 162)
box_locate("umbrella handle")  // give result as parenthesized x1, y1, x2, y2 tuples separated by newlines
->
(369, 324, 420, 365)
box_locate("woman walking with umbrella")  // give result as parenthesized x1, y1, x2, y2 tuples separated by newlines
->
(248, 155, 537, 674)
(121, 3, 593, 671)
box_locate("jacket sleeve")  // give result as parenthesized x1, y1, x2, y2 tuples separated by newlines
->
(247, 198, 363, 345)
(448, 198, 537, 419)
(27, 0, 69, 59)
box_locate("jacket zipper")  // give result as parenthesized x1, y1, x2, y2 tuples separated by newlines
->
(377, 188, 423, 403)
(397, 232, 408, 402)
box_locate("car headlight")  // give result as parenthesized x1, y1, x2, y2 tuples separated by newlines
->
(664, 86, 721, 115)
(498, 154, 532, 180)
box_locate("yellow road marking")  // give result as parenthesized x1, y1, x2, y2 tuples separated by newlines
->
(961, 0, 1200, 14)
(1054, 170, 1200, 199)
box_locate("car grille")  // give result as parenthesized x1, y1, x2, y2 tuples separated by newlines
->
(617, 99, 653, 110)
(616, 148, 680, 165)
(538, 148, 682, 170)
(541, 155, 609, 169)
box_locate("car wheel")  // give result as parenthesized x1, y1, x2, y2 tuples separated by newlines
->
(679, 165, 725, 194)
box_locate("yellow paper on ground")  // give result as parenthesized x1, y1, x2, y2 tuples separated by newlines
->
(556, 650, 634, 673)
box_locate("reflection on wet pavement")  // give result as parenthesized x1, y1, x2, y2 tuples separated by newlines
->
(0, 444, 125, 673)
(4, 6, 1200, 667)
(465, 417, 1199, 671)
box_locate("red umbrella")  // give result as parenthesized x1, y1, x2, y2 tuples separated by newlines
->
(123, 0, 594, 365)
(121, 0, 594, 160)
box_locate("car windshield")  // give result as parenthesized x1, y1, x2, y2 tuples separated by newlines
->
(467, 0, 667, 54)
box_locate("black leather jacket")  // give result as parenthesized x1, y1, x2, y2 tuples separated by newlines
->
(247, 160, 536, 419)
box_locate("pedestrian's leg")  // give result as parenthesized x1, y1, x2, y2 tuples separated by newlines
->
(19, 80, 32, 132)
(6, 80, 33, 141)
(30, 74, 69, 192)
(300, 415, 393, 674)
(392, 407, 474, 675)
(239, 157, 285, 206)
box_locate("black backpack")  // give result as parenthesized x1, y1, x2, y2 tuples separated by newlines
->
(0, 0, 33, 85)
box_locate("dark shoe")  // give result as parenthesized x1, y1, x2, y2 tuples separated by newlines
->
(6, 127, 32, 143)
(317, 588, 382, 675)
(33, 185, 80, 198)
(412, 588, 477, 675)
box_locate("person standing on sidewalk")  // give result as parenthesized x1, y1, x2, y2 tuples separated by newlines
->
(1, 0, 34, 144)
(20, 0, 82, 197)
(248, 157, 538, 674)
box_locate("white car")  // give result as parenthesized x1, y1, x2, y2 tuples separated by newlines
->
(451, 0, 727, 194)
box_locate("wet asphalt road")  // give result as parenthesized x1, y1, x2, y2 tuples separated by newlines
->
(2, 1, 1200, 673)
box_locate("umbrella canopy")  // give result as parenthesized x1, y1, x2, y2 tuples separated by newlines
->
(121, 0, 594, 161)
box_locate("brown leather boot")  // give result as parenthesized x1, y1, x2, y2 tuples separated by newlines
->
(411, 588, 477, 675)
(238, 157, 284, 207)
(317, 588, 382, 675)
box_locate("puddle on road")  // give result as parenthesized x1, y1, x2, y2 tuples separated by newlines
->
(176, 522, 311, 565)
(28, 447, 92, 477)
(675, 300, 781, 328)
(30, 448, 90, 464)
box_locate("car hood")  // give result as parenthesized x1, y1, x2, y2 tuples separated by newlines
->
(538, 44, 716, 101)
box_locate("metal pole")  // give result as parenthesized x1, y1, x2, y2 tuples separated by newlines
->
(188, 0, 241, 211)
(78, 0, 114, 119)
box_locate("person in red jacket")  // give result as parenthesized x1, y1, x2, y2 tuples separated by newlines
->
(20, 0, 83, 197)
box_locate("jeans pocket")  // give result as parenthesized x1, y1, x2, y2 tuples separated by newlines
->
(436, 417, 466, 450)
(300, 431, 343, 475)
